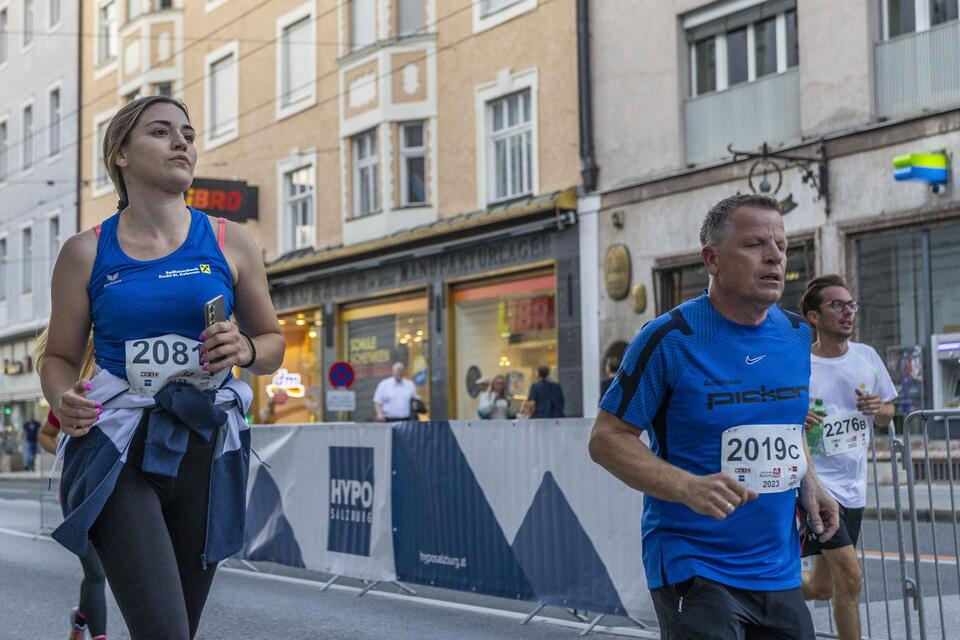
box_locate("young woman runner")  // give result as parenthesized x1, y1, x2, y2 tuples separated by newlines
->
(40, 95, 283, 639)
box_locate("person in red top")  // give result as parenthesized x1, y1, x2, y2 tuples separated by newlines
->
(35, 331, 108, 640)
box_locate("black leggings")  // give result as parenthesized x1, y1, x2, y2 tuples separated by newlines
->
(89, 423, 218, 640)
(78, 545, 107, 637)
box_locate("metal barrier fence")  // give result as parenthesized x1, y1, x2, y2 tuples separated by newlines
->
(809, 409, 960, 640)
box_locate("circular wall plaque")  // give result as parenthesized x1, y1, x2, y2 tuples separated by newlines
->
(604, 244, 631, 300)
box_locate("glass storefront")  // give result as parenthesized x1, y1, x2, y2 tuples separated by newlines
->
(857, 223, 960, 414)
(340, 295, 430, 422)
(452, 270, 558, 419)
(656, 241, 815, 315)
(255, 309, 323, 424)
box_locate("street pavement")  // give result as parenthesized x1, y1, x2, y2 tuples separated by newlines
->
(0, 490, 650, 639)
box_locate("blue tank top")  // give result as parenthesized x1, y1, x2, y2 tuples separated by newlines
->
(89, 208, 235, 381)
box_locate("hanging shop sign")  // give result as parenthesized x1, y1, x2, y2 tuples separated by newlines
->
(893, 153, 949, 191)
(185, 178, 259, 222)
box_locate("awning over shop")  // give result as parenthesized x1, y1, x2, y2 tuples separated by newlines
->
(266, 188, 578, 279)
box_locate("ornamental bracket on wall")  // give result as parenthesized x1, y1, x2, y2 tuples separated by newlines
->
(728, 141, 830, 217)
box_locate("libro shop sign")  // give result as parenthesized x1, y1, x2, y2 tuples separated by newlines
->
(185, 178, 258, 222)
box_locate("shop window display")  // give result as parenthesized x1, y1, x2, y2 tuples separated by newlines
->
(341, 297, 429, 422)
(257, 309, 323, 424)
(453, 272, 558, 419)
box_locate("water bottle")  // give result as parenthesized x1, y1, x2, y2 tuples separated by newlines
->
(807, 398, 827, 454)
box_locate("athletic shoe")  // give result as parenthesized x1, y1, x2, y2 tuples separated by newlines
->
(69, 608, 86, 640)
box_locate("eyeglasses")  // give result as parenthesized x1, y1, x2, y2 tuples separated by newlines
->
(822, 300, 860, 313)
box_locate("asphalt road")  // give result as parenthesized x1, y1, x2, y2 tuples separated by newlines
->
(0, 488, 649, 640)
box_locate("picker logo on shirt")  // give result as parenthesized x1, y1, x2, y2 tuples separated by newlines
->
(199, 264, 211, 274)
(706, 385, 808, 410)
(327, 446, 374, 557)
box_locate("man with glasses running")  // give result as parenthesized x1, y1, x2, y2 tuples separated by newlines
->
(799, 275, 897, 640)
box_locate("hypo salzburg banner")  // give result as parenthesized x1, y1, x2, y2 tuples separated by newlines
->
(391, 420, 653, 619)
(242, 423, 395, 581)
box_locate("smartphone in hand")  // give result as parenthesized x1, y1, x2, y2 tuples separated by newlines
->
(204, 295, 226, 328)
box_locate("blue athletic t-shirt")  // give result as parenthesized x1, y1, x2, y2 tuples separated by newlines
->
(599, 293, 811, 591)
(88, 208, 235, 381)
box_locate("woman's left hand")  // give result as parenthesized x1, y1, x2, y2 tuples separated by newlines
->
(200, 321, 252, 374)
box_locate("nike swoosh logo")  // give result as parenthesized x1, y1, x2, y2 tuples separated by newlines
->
(745, 355, 767, 365)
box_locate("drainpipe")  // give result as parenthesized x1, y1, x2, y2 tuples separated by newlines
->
(576, 0, 599, 193)
(76, 0, 84, 235)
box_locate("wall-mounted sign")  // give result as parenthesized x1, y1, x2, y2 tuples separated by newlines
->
(266, 368, 306, 398)
(893, 153, 949, 188)
(604, 244, 631, 300)
(326, 389, 357, 412)
(631, 282, 647, 314)
(3, 355, 32, 376)
(185, 178, 259, 221)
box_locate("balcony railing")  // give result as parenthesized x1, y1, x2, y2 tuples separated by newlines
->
(876, 20, 960, 120)
(683, 68, 800, 166)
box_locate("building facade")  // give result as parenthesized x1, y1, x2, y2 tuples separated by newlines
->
(582, 0, 960, 418)
(0, 0, 79, 453)
(76, 0, 583, 423)
(266, 0, 583, 423)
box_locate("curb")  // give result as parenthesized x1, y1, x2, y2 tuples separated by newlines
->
(0, 475, 54, 483)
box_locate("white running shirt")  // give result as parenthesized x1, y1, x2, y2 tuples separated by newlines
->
(810, 342, 898, 508)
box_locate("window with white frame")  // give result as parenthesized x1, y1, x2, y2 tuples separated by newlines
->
(283, 165, 314, 251)
(206, 45, 238, 144)
(350, 0, 375, 50)
(127, 0, 140, 21)
(481, 0, 522, 17)
(124, 88, 141, 104)
(397, 0, 423, 37)
(21, 226, 32, 294)
(0, 120, 7, 181)
(886, 0, 959, 37)
(399, 122, 426, 206)
(153, 81, 173, 97)
(23, 0, 33, 46)
(50, 0, 60, 27)
(156, 0, 172, 8)
(48, 215, 59, 273)
(0, 238, 6, 302)
(48, 87, 60, 156)
(688, 3, 798, 97)
(22, 104, 33, 170)
(487, 89, 532, 202)
(352, 129, 379, 217)
(97, 0, 118, 65)
(95, 118, 109, 188)
(0, 8, 7, 63)
(279, 12, 314, 110)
